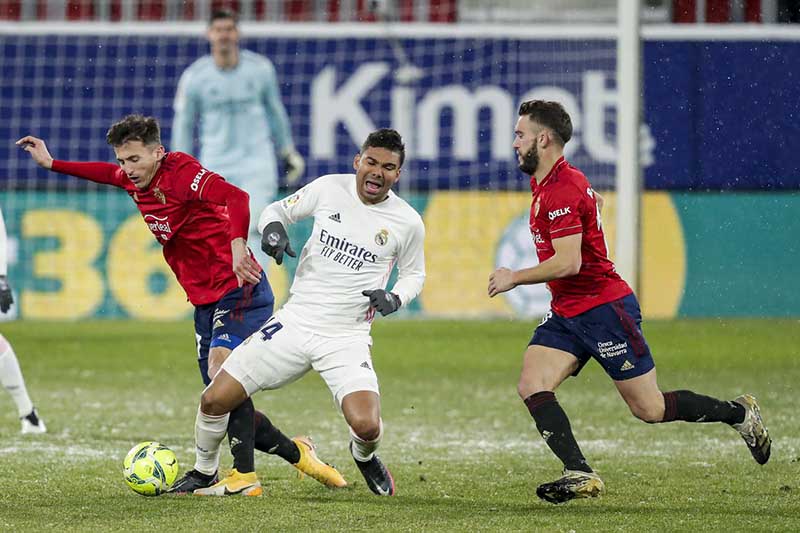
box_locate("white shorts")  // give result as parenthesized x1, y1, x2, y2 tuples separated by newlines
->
(221, 309, 380, 407)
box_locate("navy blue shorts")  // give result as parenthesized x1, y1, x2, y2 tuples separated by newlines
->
(529, 293, 655, 381)
(194, 271, 274, 385)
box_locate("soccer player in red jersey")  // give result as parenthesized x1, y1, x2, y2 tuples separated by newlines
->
(488, 100, 771, 504)
(16, 115, 345, 495)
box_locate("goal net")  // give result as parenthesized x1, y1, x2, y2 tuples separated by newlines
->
(0, 19, 624, 320)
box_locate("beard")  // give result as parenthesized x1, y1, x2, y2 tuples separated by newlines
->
(518, 146, 539, 175)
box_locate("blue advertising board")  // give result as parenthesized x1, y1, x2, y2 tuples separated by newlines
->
(0, 30, 798, 190)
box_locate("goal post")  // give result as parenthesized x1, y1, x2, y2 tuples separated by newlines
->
(615, 0, 642, 293)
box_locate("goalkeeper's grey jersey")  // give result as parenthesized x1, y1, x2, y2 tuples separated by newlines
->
(258, 174, 426, 336)
(172, 50, 294, 184)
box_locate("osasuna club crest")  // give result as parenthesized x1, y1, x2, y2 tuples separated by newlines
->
(153, 188, 166, 204)
(375, 229, 389, 246)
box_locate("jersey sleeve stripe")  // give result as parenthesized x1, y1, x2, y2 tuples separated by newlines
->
(551, 224, 582, 235)
(198, 173, 215, 199)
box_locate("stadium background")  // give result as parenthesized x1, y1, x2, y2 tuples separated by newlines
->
(0, 1, 798, 322)
(1, 3, 800, 532)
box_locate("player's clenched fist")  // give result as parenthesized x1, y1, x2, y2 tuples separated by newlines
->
(362, 289, 401, 317)
(261, 221, 296, 265)
(15, 136, 54, 169)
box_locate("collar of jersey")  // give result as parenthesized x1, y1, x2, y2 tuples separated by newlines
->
(145, 154, 168, 192)
(530, 155, 567, 192)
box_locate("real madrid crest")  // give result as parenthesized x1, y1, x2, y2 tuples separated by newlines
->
(153, 187, 166, 204)
(375, 229, 389, 246)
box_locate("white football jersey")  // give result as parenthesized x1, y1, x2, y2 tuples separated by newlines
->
(258, 174, 426, 336)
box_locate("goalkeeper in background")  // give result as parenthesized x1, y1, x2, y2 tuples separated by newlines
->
(172, 8, 304, 268)
(0, 207, 46, 434)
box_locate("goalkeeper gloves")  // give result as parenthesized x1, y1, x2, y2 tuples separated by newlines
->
(362, 289, 401, 317)
(281, 148, 305, 185)
(0, 275, 13, 313)
(261, 221, 296, 265)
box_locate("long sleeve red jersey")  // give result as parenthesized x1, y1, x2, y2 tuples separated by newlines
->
(529, 156, 632, 317)
(52, 151, 256, 306)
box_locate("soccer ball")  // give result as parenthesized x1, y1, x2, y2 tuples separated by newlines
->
(122, 441, 179, 496)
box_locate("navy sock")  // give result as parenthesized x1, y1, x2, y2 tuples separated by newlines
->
(524, 391, 592, 473)
(254, 410, 301, 464)
(661, 390, 745, 424)
(227, 398, 256, 473)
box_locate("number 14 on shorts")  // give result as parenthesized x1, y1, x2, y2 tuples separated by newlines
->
(260, 318, 283, 341)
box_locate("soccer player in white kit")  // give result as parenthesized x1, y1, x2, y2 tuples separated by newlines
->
(184, 129, 425, 497)
(0, 207, 46, 434)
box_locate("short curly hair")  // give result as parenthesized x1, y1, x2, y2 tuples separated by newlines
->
(361, 128, 406, 167)
(106, 115, 161, 147)
(518, 100, 572, 146)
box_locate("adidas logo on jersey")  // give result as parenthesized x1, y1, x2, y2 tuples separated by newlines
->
(217, 333, 231, 342)
(360, 361, 371, 370)
(620, 360, 635, 371)
(213, 319, 224, 329)
(329, 212, 341, 223)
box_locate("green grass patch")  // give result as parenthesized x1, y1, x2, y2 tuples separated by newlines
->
(0, 319, 798, 531)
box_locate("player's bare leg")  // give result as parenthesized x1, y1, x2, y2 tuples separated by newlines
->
(616, 368, 771, 464)
(613, 368, 665, 423)
(519, 345, 604, 504)
(343, 390, 394, 496)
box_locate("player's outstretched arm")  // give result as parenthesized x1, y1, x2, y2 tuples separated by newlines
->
(261, 221, 296, 265)
(17, 136, 124, 186)
(15, 136, 54, 169)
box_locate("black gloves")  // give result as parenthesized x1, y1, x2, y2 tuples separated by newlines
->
(362, 289, 401, 317)
(261, 221, 296, 265)
(0, 275, 13, 313)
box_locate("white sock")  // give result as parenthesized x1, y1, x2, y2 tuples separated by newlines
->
(0, 335, 34, 417)
(194, 406, 229, 476)
(350, 419, 383, 462)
